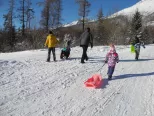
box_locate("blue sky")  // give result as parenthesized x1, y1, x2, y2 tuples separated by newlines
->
(0, 0, 138, 28)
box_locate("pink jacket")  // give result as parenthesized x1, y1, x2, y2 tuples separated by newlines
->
(105, 46, 119, 67)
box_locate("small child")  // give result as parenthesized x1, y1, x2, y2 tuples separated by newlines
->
(104, 44, 119, 80)
(60, 39, 71, 59)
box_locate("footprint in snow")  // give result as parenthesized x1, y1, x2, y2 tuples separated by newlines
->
(69, 73, 78, 77)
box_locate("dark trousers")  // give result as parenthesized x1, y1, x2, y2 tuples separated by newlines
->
(107, 66, 115, 76)
(135, 49, 140, 60)
(81, 46, 88, 62)
(47, 47, 56, 61)
(60, 49, 70, 59)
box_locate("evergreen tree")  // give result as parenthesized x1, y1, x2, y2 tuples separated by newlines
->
(50, 0, 62, 28)
(3, 0, 16, 50)
(76, 0, 91, 32)
(131, 10, 142, 36)
(96, 7, 105, 43)
(54, 0, 62, 27)
(17, 0, 29, 36)
(3, 0, 15, 31)
(26, 0, 34, 30)
(39, 0, 51, 31)
(39, 0, 62, 31)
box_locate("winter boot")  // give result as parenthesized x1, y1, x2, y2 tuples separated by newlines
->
(81, 59, 85, 64)
(53, 56, 56, 62)
(46, 57, 50, 62)
(108, 75, 112, 80)
(85, 57, 89, 61)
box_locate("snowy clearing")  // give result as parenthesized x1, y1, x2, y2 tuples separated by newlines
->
(0, 45, 154, 116)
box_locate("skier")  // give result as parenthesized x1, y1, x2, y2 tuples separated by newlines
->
(104, 44, 119, 80)
(133, 35, 145, 60)
(45, 30, 59, 62)
(80, 27, 93, 63)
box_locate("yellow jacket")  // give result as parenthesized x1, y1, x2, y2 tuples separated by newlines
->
(45, 34, 59, 48)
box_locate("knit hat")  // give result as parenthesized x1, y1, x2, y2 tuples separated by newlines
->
(109, 44, 116, 53)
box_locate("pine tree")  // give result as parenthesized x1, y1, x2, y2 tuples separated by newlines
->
(17, 0, 27, 36)
(76, 0, 91, 32)
(97, 7, 104, 37)
(39, 0, 50, 31)
(50, 0, 62, 28)
(25, 0, 34, 30)
(3, 0, 15, 31)
(39, 0, 62, 31)
(96, 7, 107, 44)
(3, 0, 16, 50)
(54, 0, 62, 27)
(131, 10, 142, 36)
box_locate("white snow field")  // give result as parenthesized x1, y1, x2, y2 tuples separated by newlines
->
(0, 45, 154, 116)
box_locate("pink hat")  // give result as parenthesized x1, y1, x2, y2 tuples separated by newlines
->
(109, 44, 116, 53)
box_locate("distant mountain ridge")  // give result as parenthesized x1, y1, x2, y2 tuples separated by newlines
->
(112, 0, 154, 17)
(62, 0, 154, 27)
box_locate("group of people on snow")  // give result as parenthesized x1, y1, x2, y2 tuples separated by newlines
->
(44, 27, 145, 80)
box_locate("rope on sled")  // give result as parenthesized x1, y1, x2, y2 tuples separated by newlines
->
(96, 62, 106, 75)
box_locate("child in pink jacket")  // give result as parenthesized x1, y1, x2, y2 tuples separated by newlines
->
(104, 44, 119, 80)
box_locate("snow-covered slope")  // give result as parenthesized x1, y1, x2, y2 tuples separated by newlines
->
(62, 19, 95, 27)
(1, 45, 154, 116)
(63, 20, 79, 27)
(112, 0, 154, 17)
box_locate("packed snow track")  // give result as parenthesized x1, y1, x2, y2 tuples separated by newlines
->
(0, 45, 154, 116)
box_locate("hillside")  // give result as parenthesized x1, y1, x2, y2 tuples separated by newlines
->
(111, 0, 154, 25)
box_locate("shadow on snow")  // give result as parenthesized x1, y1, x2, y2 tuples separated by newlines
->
(120, 58, 154, 62)
(112, 72, 154, 80)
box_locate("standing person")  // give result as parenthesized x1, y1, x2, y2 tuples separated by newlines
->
(45, 30, 59, 62)
(104, 44, 119, 80)
(80, 27, 93, 63)
(133, 36, 145, 60)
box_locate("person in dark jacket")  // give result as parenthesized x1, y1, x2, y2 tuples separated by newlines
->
(80, 27, 93, 63)
(133, 36, 145, 60)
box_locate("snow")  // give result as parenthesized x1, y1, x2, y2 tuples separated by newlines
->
(1, 45, 154, 116)
(147, 21, 154, 26)
(62, 19, 95, 27)
(63, 21, 79, 27)
(111, 0, 154, 17)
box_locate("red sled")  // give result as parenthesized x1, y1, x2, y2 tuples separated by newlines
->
(84, 74, 103, 88)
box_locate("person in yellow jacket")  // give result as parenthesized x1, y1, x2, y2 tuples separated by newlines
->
(45, 31, 59, 62)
